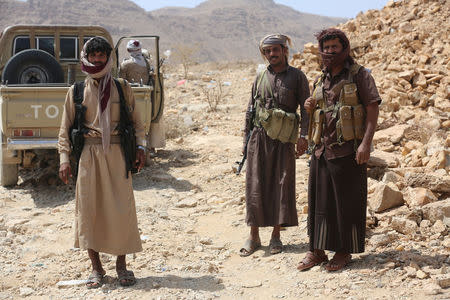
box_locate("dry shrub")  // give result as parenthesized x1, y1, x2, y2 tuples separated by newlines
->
(201, 79, 229, 111)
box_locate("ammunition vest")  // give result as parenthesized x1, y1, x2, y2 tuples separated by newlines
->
(253, 70, 300, 144)
(309, 64, 365, 148)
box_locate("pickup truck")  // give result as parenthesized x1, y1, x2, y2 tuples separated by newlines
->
(0, 25, 164, 186)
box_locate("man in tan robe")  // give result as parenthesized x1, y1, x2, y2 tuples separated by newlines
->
(240, 34, 309, 256)
(119, 39, 166, 161)
(58, 37, 145, 288)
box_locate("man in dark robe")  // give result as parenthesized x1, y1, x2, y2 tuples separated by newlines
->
(297, 28, 381, 271)
(240, 34, 310, 256)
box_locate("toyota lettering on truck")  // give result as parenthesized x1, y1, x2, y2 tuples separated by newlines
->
(0, 25, 164, 186)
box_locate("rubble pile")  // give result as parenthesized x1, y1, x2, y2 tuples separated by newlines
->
(292, 0, 450, 270)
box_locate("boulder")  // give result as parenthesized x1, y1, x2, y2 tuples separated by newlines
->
(426, 150, 447, 170)
(391, 216, 418, 235)
(413, 72, 428, 88)
(368, 150, 400, 168)
(373, 124, 409, 146)
(382, 172, 405, 191)
(402, 141, 424, 156)
(175, 198, 198, 208)
(405, 172, 450, 193)
(398, 70, 415, 81)
(369, 232, 397, 248)
(436, 275, 450, 289)
(421, 198, 450, 226)
(399, 21, 413, 33)
(404, 187, 438, 207)
(431, 219, 447, 234)
(369, 182, 404, 212)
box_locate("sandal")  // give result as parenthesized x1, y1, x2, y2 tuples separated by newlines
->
(297, 251, 328, 271)
(325, 253, 351, 272)
(239, 239, 261, 257)
(86, 270, 105, 289)
(117, 269, 136, 287)
(269, 237, 283, 255)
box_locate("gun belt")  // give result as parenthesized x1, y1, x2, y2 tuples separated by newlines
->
(84, 136, 121, 145)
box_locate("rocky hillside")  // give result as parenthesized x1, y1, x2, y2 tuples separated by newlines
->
(292, 0, 449, 269)
(0, 0, 346, 62)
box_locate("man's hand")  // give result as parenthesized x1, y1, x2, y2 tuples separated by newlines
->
(304, 97, 317, 114)
(59, 162, 72, 184)
(356, 142, 371, 165)
(296, 137, 308, 158)
(135, 148, 145, 172)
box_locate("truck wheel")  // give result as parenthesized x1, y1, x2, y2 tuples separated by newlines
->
(0, 136, 18, 186)
(2, 49, 64, 84)
(0, 163, 18, 187)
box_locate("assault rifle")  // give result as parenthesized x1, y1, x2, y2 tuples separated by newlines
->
(114, 79, 138, 177)
(306, 106, 314, 155)
(236, 105, 255, 175)
(70, 82, 88, 176)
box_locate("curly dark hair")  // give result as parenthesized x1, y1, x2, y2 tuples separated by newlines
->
(315, 28, 349, 51)
(84, 36, 112, 57)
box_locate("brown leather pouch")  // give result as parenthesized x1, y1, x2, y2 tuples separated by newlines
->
(339, 105, 355, 141)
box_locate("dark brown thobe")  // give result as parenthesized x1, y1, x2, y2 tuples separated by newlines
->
(308, 62, 381, 253)
(244, 64, 310, 227)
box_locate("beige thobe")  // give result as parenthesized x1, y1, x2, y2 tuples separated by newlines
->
(58, 77, 145, 255)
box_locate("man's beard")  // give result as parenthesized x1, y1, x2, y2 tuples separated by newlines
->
(319, 47, 350, 69)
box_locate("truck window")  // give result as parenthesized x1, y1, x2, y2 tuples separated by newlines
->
(83, 36, 94, 46)
(13, 36, 30, 55)
(35, 36, 55, 56)
(60, 36, 78, 60)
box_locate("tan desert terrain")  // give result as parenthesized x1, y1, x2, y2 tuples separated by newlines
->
(0, 0, 449, 299)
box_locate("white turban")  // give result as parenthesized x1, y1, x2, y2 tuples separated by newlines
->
(127, 40, 142, 52)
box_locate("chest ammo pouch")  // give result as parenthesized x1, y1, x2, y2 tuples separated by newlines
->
(70, 78, 137, 178)
(310, 64, 365, 148)
(253, 70, 300, 144)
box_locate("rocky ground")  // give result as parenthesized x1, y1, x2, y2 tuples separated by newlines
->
(0, 59, 448, 299)
(1, 0, 449, 299)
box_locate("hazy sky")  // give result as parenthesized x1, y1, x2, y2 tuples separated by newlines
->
(131, 0, 390, 18)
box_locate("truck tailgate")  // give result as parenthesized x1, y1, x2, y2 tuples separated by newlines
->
(0, 84, 152, 149)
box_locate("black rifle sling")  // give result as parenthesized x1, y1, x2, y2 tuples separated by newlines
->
(70, 81, 87, 176)
(113, 78, 137, 177)
(72, 81, 85, 130)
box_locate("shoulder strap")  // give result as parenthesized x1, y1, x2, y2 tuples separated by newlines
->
(348, 64, 362, 82)
(73, 81, 85, 104)
(114, 78, 127, 106)
(254, 69, 274, 104)
(72, 81, 86, 130)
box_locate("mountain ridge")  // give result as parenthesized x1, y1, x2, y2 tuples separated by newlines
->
(0, 0, 347, 62)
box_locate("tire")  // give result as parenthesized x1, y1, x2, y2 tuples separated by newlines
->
(0, 135, 18, 186)
(2, 49, 64, 84)
(0, 163, 18, 186)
